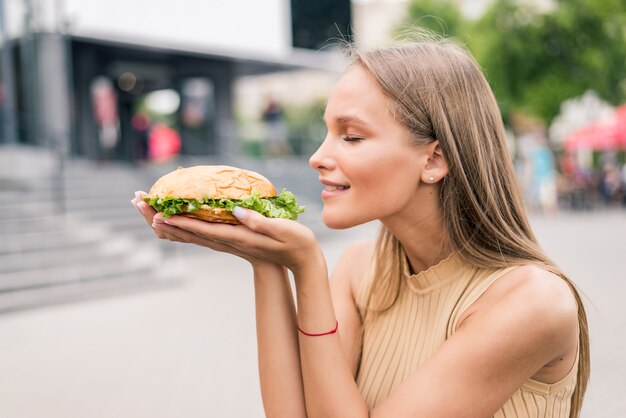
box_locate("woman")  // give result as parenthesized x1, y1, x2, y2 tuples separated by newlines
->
(132, 38, 589, 418)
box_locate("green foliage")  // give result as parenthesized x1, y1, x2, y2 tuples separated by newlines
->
(401, 0, 626, 124)
(145, 190, 305, 220)
(400, 0, 467, 38)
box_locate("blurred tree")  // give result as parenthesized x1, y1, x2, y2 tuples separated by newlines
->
(401, 0, 626, 125)
(399, 0, 467, 39)
(475, 0, 626, 123)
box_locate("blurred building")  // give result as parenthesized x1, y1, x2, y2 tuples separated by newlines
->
(352, 0, 410, 47)
(0, 0, 350, 161)
(0, 0, 351, 312)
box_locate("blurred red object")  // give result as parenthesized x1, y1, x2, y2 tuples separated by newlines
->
(148, 123, 182, 161)
(565, 104, 626, 151)
(131, 112, 151, 131)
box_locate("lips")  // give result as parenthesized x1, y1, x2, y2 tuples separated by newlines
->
(324, 184, 350, 191)
(320, 179, 350, 199)
(320, 178, 349, 187)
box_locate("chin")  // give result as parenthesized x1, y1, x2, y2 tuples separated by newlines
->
(321, 209, 370, 230)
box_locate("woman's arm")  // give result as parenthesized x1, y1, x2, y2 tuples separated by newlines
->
(132, 195, 308, 417)
(328, 240, 372, 376)
(293, 253, 369, 418)
(290, 239, 373, 417)
(253, 263, 307, 418)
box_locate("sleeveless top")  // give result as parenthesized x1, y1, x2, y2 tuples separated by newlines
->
(355, 252, 578, 418)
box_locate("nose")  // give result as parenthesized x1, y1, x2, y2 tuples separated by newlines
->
(309, 136, 335, 172)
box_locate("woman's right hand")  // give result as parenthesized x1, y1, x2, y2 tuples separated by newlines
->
(131, 191, 275, 269)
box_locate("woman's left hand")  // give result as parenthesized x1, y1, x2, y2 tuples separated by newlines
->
(136, 196, 322, 273)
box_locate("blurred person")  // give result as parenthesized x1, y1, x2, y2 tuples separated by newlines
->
(91, 77, 120, 162)
(622, 162, 626, 207)
(516, 128, 558, 213)
(132, 37, 589, 418)
(262, 97, 291, 157)
(532, 135, 558, 214)
(131, 111, 151, 162)
(515, 130, 535, 205)
(600, 162, 623, 207)
(558, 151, 589, 210)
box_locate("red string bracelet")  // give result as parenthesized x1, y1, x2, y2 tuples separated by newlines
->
(297, 320, 339, 337)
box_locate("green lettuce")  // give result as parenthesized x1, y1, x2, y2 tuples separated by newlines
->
(145, 190, 305, 220)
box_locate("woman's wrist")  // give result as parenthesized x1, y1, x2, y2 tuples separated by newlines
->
(291, 245, 327, 281)
(251, 260, 287, 275)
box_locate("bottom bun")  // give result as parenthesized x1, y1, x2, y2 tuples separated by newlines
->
(182, 207, 241, 224)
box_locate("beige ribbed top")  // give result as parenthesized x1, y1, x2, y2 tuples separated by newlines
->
(355, 252, 578, 418)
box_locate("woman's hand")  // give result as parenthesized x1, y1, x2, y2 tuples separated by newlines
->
(131, 191, 263, 265)
(131, 191, 322, 272)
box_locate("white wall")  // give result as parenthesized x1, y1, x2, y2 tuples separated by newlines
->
(352, 0, 409, 47)
(6, 0, 293, 58)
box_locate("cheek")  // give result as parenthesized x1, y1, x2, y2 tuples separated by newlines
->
(320, 152, 422, 228)
(321, 178, 417, 229)
(354, 163, 420, 202)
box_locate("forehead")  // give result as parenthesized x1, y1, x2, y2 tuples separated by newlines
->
(324, 66, 390, 123)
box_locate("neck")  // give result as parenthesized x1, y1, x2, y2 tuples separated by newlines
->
(381, 193, 452, 275)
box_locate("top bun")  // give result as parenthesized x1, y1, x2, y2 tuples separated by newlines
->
(147, 165, 276, 200)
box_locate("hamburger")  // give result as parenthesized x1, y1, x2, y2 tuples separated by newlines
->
(143, 165, 304, 224)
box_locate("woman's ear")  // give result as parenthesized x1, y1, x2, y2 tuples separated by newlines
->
(422, 141, 449, 184)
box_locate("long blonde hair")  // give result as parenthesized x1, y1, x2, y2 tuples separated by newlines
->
(352, 38, 589, 418)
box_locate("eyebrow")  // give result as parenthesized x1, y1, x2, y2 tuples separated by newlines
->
(323, 114, 372, 128)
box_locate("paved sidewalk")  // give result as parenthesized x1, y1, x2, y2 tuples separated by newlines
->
(529, 210, 626, 418)
(0, 222, 377, 418)
(0, 212, 624, 417)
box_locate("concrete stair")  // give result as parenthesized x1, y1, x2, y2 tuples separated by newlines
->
(0, 151, 329, 312)
(0, 158, 181, 312)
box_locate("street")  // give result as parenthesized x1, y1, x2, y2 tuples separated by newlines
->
(530, 210, 626, 417)
(0, 211, 624, 418)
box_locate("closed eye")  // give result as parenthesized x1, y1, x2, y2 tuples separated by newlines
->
(342, 136, 363, 143)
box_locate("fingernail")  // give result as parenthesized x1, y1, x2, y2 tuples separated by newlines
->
(135, 191, 142, 200)
(233, 206, 247, 220)
(131, 198, 137, 207)
(136, 201, 147, 214)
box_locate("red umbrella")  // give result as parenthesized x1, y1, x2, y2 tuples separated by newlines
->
(565, 104, 626, 151)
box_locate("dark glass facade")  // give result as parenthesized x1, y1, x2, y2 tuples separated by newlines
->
(291, 0, 353, 50)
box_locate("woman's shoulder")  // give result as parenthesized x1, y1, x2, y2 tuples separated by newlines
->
(470, 264, 578, 318)
(463, 263, 579, 356)
(491, 264, 578, 314)
(332, 239, 376, 298)
(341, 239, 376, 259)
(338, 239, 376, 275)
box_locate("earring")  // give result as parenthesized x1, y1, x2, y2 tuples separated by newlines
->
(428, 176, 435, 182)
